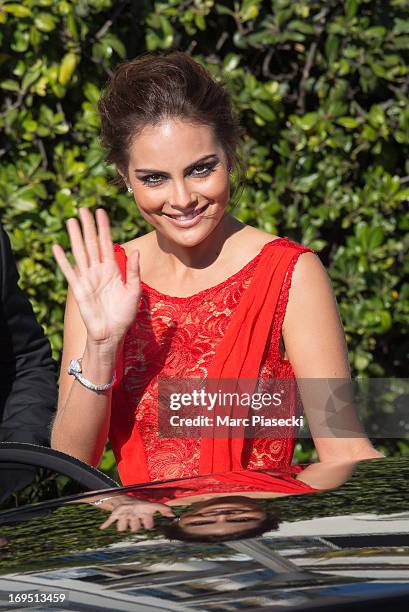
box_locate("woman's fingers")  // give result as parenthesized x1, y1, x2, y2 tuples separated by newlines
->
(140, 514, 154, 530)
(99, 502, 174, 532)
(130, 516, 143, 532)
(96, 208, 115, 262)
(157, 506, 175, 518)
(64, 208, 115, 275)
(99, 515, 115, 530)
(52, 244, 79, 289)
(79, 208, 100, 266)
(66, 217, 89, 272)
(116, 516, 131, 532)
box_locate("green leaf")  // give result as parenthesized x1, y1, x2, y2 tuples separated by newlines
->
(83, 82, 100, 105)
(362, 124, 377, 141)
(3, 3, 32, 17)
(394, 18, 409, 34)
(354, 353, 369, 371)
(1, 79, 19, 91)
(355, 222, 370, 248)
(11, 31, 29, 53)
(11, 197, 37, 212)
(368, 105, 386, 127)
(34, 13, 57, 32)
(240, 0, 261, 22)
(223, 53, 240, 72)
(287, 20, 316, 35)
(194, 13, 206, 31)
(22, 119, 38, 132)
(254, 115, 265, 126)
(102, 34, 126, 59)
(215, 4, 234, 16)
(159, 15, 174, 47)
(298, 112, 318, 130)
(395, 188, 409, 202)
(67, 13, 79, 39)
(58, 52, 79, 85)
(346, 0, 358, 19)
(337, 116, 359, 129)
(369, 62, 388, 78)
(378, 310, 392, 332)
(29, 24, 42, 47)
(325, 35, 339, 64)
(251, 100, 275, 122)
(366, 26, 386, 38)
(368, 226, 384, 249)
(295, 173, 319, 192)
(22, 67, 42, 91)
(146, 31, 160, 51)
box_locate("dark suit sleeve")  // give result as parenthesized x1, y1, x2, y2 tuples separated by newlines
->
(0, 224, 58, 445)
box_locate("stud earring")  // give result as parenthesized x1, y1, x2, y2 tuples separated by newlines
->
(127, 186, 133, 194)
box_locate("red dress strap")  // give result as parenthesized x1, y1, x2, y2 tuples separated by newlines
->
(114, 243, 127, 282)
(199, 239, 316, 474)
(271, 243, 316, 360)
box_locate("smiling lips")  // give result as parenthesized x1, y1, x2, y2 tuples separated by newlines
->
(163, 203, 209, 221)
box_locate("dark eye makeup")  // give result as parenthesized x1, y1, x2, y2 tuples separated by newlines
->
(137, 161, 219, 186)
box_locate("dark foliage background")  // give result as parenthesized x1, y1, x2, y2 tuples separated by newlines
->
(0, 0, 408, 466)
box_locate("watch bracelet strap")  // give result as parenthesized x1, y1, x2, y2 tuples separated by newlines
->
(90, 496, 116, 506)
(75, 371, 115, 392)
(69, 358, 115, 392)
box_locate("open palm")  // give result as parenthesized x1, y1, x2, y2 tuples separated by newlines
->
(99, 499, 175, 532)
(53, 208, 141, 344)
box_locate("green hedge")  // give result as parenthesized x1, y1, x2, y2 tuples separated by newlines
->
(1, 0, 408, 464)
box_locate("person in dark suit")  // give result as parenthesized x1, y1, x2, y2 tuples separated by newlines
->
(0, 223, 58, 503)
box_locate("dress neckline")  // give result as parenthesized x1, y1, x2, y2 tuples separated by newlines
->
(135, 236, 290, 303)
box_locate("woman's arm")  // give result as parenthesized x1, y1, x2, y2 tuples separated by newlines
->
(295, 460, 359, 490)
(282, 252, 383, 462)
(51, 208, 141, 466)
(50, 287, 118, 465)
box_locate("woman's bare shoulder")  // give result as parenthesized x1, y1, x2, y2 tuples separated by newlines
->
(233, 226, 282, 251)
(118, 232, 155, 258)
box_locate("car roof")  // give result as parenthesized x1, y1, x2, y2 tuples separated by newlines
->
(1, 457, 409, 610)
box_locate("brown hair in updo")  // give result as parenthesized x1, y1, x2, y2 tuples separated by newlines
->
(97, 51, 243, 188)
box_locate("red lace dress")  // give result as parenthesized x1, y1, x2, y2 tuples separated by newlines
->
(110, 237, 313, 485)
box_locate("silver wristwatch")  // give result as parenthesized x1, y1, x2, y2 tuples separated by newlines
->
(68, 358, 115, 392)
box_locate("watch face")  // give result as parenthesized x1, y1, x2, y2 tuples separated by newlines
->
(68, 359, 81, 374)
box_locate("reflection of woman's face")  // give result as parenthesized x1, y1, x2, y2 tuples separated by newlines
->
(178, 496, 266, 537)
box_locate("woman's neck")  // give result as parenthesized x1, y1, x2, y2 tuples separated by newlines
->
(154, 212, 245, 272)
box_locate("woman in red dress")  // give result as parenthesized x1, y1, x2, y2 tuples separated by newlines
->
(51, 51, 382, 490)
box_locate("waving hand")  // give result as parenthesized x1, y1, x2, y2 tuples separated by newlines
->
(53, 207, 141, 346)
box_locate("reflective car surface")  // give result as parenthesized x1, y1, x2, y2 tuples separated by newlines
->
(0, 445, 408, 611)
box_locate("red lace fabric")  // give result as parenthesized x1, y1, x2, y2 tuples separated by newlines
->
(110, 237, 314, 484)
